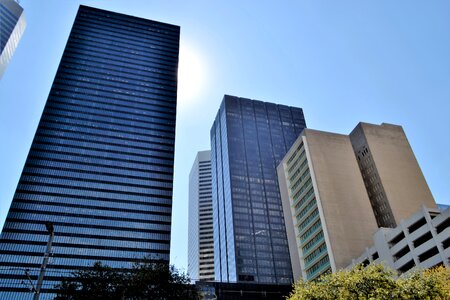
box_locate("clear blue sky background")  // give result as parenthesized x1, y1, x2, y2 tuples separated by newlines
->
(0, 0, 449, 272)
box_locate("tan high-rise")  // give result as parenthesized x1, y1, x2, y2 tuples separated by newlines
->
(277, 129, 379, 281)
(278, 123, 438, 281)
(349, 123, 437, 228)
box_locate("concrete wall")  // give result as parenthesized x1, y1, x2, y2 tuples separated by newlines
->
(277, 140, 303, 281)
(349, 206, 449, 272)
(304, 129, 379, 270)
(350, 123, 437, 225)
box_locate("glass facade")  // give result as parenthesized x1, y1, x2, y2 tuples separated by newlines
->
(0, 5, 179, 299)
(0, 0, 26, 79)
(211, 95, 306, 284)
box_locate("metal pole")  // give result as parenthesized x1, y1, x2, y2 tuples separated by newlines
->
(33, 222, 54, 300)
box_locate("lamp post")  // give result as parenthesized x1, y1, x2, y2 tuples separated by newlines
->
(33, 222, 54, 300)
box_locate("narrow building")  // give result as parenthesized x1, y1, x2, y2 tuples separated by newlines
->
(349, 122, 437, 227)
(188, 150, 215, 282)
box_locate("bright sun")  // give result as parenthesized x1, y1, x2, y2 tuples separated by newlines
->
(177, 44, 206, 106)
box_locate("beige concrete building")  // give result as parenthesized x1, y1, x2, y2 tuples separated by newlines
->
(277, 129, 379, 281)
(349, 123, 437, 228)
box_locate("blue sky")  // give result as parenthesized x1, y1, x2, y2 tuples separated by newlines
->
(0, 0, 449, 272)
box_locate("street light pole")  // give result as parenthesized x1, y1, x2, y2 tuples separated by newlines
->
(33, 222, 54, 300)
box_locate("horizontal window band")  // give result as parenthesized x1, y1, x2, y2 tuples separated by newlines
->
(0, 257, 168, 274)
(2, 228, 168, 244)
(71, 22, 178, 53)
(33, 135, 173, 159)
(42, 110, 175, 138)
(27, 148, 174, 169)
(8, 208, 171, 224)
(22, 168, 172, 191)
(43, 101, 175, 130)
(0, 244, 169, 255)
(70, 28, 179, 57)
(11, 199, 170, 216)
(30, 141, 174, 165)
(25, 156, 172, 176)
(37, 119, 174, 145)
(48, 89, 176, 116)
(48, 82, 176, 113)
(63, 46, 177, 76)
(67, 35, 178, 66)
(58, 60, 177, 92)
(35, 128, 174, 151)
(77, 10, 180, 40)
(41, 119, 174, 145)
(22, 164, 172, 184)
(46, 97, 176, 124)
(4, 218, 170, 234)
(12, 195, 171, 216)
(2, 224, 169, 241)
(67, 36, 178, 67)
(18, 174, 173, 195)
(15, 180, 172, 199)
(51, 78, 177, 104)
(79, 6, 180, 35)
(70, 27, 178, 58)
(51, 77, 176, 109)
(75, 15, 179, 48)
(54, 69, 177, 98)
(60, 52, 177, 84)
(74, 17, 179, 50)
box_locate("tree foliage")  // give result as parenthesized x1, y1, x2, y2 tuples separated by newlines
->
(288, 264, 449, 300)
(54, 260, 198, 300)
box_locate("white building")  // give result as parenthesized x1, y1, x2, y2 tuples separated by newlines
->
(0, 0, 26, 79)
(188, 151, 215, 281)
(349, 205, 449, 272)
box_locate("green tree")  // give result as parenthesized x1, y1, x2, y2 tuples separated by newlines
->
(288, 264, 449, 300)
(395, 266, 450, 299)
(54, 260, 198, 300)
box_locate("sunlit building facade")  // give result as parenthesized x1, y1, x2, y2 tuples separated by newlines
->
(211, 95, 306, 284)
(278, 123, 440, 281)
(277, 129, 378, 281)
(0, 5, 179, 299)
(188, 150, 215, 282)
(0, 0, 26, 79)
(349, 205, 449, 273)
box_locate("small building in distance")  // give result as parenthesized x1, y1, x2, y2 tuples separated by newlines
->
(188, 150, 215, 282)
(0, 0, 26, 78)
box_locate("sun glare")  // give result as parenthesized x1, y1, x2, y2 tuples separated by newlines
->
(178, 44, 206, 106)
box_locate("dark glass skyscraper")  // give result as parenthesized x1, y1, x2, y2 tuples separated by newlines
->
(0, 5, 179, 299)
(210, 95, 306, 285)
